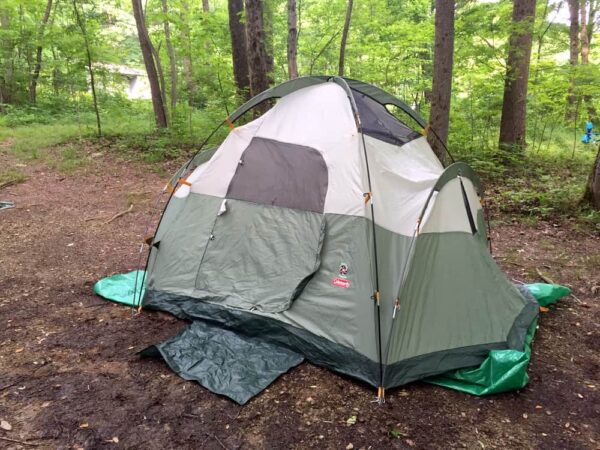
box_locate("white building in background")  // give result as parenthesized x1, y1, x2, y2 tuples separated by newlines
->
(100, 64, 151, 100)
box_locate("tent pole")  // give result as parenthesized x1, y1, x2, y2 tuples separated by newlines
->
(330, 76, 385, 404)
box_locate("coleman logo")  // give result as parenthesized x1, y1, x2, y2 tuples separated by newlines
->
(338, 262, 349, 278)
(331, 277, 351, 289)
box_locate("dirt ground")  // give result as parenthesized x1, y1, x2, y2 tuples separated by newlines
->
(0, 141, 599, 450)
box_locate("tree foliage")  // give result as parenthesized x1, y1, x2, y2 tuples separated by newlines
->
(0, 0, 598, 164)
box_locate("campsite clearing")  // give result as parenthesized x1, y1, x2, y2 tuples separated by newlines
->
(0, 142, 599, 449)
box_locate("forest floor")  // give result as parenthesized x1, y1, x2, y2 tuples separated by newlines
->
(0, 138, 599, 450)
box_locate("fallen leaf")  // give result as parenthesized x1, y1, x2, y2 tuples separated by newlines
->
(79, 423, 89, 429)
(15, 348, 24, 353)
(346, 444, 354, 450)
(0, 420, 12, 431)
(405, 439, 416, 447)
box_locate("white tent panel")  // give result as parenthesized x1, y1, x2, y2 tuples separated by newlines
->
(421, 177, 482, 234)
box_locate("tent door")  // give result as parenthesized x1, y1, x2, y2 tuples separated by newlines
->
(195, 137, 329, 313)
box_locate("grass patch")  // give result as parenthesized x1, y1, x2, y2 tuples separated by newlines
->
(456, 129, 599, 228)
(46, 143, 89, 174)
(0, 168, 27, 188)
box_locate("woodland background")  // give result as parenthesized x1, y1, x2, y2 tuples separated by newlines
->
(0, 0, 599, 225)
(1, 2, 600, 448)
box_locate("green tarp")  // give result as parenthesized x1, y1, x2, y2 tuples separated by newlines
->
(93, 270, 145, 307)
(93, 272, 571, 398)
(141, 320, 304, 405)
(427, 283, 571, 395)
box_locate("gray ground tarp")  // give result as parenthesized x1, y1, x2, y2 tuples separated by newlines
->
(142, 320, 304, 405)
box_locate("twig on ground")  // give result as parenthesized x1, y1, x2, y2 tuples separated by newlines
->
(536, 268, 556, 284)
(0, 180, 18, 190)
(84, 214, 105, 222)
(0, 382, 16, 391)
(0, 436, 41, 447)
(206, 433, 230, 450)
(104, 204, 133, 224)
(570, 293, 583, 304)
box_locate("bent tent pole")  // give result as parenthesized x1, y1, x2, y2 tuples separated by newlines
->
(328, 75, 386, 405)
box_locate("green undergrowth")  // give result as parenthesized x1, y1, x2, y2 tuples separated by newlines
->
(0, 98, 228, 174)
(452, 130, 599, 230)
(2, 101, 598, 230)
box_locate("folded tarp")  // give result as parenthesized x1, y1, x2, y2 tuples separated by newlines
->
(93, 270, 145, 307)
(141, 321, 304, 405)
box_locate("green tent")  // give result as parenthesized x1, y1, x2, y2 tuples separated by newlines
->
(132, 77, 538, 404)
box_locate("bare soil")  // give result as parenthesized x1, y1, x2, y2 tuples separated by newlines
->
(0, 142, 599, 449)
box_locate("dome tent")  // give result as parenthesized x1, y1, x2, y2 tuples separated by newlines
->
(138, 76, 539, 405)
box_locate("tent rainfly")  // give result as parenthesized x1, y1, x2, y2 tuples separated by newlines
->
(137, 76, 539, 405)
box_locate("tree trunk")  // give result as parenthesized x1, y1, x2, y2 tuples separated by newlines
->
(29, 0, 53, 104)
(72, 0, 101, 137)
(180, 0, 196, 106)
(580, 0, 598, 121)
(427, 0, 455, 162)
(132, 0, 168, 128)
(244, 0, 270, 101)
(0, 10, 14, 106)
(263, 0, 274, 75)
(202, 0, 210, 12)
(338, 0, 353, 77)
(566, 0, 579, 120)
(583, 144, 600, 208)
(287, 0, 298, 79)
(498, 0, 537, 154)
(150, 41, 169, 123)
(228, 0, 250, 96)
(161, 0, 177, 115)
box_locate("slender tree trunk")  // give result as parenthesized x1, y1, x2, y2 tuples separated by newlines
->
(161, 0, 177, 115)
(498, 0, 537, 154)
(245, 0, 270, 101)
(150, 41, 168, 123)
(566, 0, 579, 120)
(72, 0, 101, 137)
(202, 0, 210, 12)
(132, 0, 168, 128)
(228, 0, 250, 96)
(51, 46, 60, 95)
(263, 0, 274, 76)
(287, 0, 298, 79)
(338, 0, 353, 77)
(0, 10, 14, 106)
(583, 144, 600, 208)
(580, 0, 598, 121)
(427, 0, 455, 161)
(29, 0, 53, 104)
(180, 0, 196, 106)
